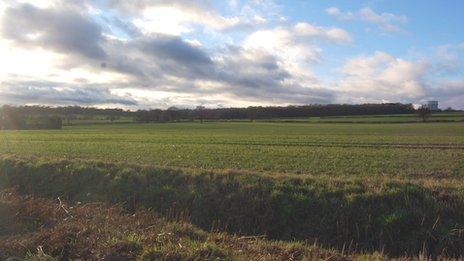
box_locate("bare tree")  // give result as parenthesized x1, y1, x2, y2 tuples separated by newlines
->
(196, 105, 205, 124)
(416, 106, 432, 122)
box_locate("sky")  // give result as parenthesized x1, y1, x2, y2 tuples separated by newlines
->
(0, 0, 463, 109)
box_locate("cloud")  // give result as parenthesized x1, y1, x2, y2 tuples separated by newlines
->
(244, 23, 351, 64)
(337, 52, 428, 103)
(335, 51, 464, 109)
(1, 3, 106, 59)
(103, 0, 209, 15)
(102, 0, 251, 35)
(293, 23, 352, 43)
(140, 35, 212, 65)
(106, 40, 334, 106)
(1, 0, 461, 110)
(0, 81, 137, 106)
(427, 80, 464, 109)
(0, 1, 344, 108)
(326, 7, 407, 33)
(434, 44, 464, 74)
(95, 35, 215, 84)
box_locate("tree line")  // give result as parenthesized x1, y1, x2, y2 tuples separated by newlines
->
(0, 103, 423, 129)
(0, 105, 62, 130)
(135, 103, 419, 122)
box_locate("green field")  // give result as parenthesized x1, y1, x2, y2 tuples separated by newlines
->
(65, 115, 134, 125)
(1, 122, 463, 177)
(256, 112, 464, 123)
(62, 111, 464, 125)
(1, 120, 464, 258)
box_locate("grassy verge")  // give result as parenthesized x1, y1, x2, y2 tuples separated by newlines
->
(1, 189, 350, 260)
(1, 156, 464, 258)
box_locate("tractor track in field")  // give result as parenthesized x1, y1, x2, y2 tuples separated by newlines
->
(14, 139, 464, 150)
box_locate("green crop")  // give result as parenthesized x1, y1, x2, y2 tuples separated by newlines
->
(0, 122, 463, 177)
(1, 120, 464, 257)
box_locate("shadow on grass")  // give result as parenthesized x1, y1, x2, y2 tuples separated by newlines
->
(1, 157, 463, 257)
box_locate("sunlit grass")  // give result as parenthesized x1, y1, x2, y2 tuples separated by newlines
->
(0, 122, 463, 177)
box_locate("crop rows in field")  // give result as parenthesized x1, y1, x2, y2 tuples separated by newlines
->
(258, 112, 464, 123)
(1, 121, 464, 258)
(0, 122, 463, 177)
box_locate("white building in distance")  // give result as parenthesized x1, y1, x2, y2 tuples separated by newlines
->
(424, 101, 439, 111)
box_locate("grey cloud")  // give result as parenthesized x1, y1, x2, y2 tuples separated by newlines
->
(214, 49, 291, 90)
(0, 81, 137, 106)
(98, 35, 215, 82)
(103, 0, 208, 14)
(100, 37, 334, 105)
(425, 81, 464, 109)
(140, 35, 212, 65)
(1, 3, 106, 59)
(0, 1, 343, 107)
(103, 16, 142, 39)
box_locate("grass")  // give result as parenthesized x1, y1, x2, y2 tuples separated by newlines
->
(66, 115, 134, 125)
(1, 157, 464, 258)
(1, 119, 464, 258)
(0, 122, 463, 177)
(62, 111, 464, 125)
(1, 189, 352, 260)
(261, 112, 464, 123)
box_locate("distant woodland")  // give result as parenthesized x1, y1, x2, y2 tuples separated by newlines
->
(0, 103, 456, 130)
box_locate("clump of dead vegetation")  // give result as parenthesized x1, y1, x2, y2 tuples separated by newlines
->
(0, 189, 350, 260)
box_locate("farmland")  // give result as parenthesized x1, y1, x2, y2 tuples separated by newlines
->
(1, 121, 463, 177)
(1, 119, 464, 259)
(281, 112, 464, 123)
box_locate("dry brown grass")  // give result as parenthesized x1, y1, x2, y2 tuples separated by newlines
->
(0, 189, 349, 260)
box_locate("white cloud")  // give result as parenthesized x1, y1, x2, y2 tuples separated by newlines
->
(131, 5, 243, 36)
(105, 1, 268, 36)
(252, 15, 267, 24)
(338, 51, 428, 103)
(244, 23, 351, 64)
(334, 47, 464, 108)
(7, 0, 57, 9)
(434, 44, 463, 73)
(1, 0, 462, 109)
(0, 39, 61, 79)
(228, 0, 238, 9)
(0, 37, 130, 92)
(237, 0, 282, 25)
(326, 7, 407, 33)
(326, 7, 341, 17)
(430, 80, 464, 109)
(241, 23, 351, 99)
(294, 22, 351, 43)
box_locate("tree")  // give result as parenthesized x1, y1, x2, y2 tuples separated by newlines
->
(108, 115, 118, 123)
(416, 106, 432, 122)
(1, 105, 26, 130)
(196, 106, 205, 123)
(247, 107, 257, 122)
